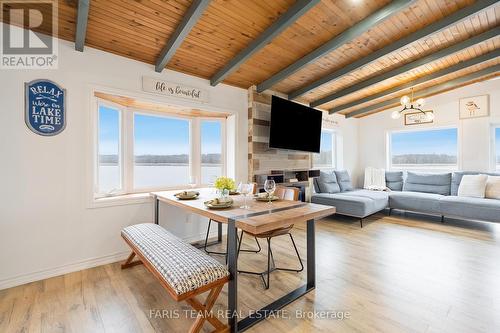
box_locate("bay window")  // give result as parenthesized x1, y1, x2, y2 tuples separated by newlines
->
(94, 99, 226, 198)
(97, 104, 122, 194)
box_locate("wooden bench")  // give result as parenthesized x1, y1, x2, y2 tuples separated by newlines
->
(121, 223, 230, 333)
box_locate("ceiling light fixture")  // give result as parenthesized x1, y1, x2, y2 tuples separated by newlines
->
(391, 88, 433, 121)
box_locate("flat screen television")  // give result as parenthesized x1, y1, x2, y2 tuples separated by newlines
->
(269, 96, 322, 153)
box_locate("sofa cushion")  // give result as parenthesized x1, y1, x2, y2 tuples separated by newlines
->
(385, 171, 403, 191)
(403, 172, 451, 195)
(451, 171, 500, 196)
(389, 191, 442, 214)
(440, 196, 500, 222)
(334, 170, 353, 192)
(457, 174, 487, 198)
(311, 189, 388, 218)
(485, 176, 500, 200)
(316, 170, 340, 193)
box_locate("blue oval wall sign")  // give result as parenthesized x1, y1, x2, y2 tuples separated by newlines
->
(25, 79, 66, 136)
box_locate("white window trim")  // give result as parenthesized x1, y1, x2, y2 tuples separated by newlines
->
(387, 125, 460, 172)
(93, 99, 127, 198)
(312, 129, 337, 169)
(90, 97, 227, 207)
(490, 124, 500, 171)
(199, 117, 227, 186)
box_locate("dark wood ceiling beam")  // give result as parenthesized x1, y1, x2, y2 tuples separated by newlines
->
(312, 27, 499, 108)
(255, 0, 415, 93)
(210, 0, 321, 86)
(289, 0, 499, 100)
(331, 49, 500, 114)
(75, 0, 90, 52)
(345, 64, 500, 118)
(155, 0, 211, 73)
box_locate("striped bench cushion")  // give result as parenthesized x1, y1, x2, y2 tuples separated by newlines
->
(122, 223, 229, 295)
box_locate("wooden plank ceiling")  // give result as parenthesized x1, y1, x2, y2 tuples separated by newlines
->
(3, 0, 499, 118)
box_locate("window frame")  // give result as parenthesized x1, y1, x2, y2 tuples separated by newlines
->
(312, 128, 337, 169)
(94, 99, 126, 198)
(387, 126, 460, 171)
(94, 99, 227, 198)
(199, 118, 227, 186)
(490, 124, 500, 171)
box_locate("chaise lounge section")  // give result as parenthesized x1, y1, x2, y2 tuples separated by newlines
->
(312, 170, 389, 227)
(312, 170, 500, 226)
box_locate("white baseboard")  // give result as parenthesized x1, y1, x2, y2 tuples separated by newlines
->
(0, 229, 227, 291)
(0, 251, 130, 291)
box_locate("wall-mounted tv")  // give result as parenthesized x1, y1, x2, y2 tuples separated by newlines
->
(269, 96, 323, 153)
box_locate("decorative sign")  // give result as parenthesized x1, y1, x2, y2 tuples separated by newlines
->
(404, 111, 433, 126)
(322, 114, 339, 127)
(25, 79, 66, 136)
(142, 77, 209, 103)
(459, 94, 489, 119)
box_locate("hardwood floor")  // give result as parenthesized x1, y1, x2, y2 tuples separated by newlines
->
(1, 213, 500, 333)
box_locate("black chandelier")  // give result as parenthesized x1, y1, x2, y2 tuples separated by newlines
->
(391, 88, 433, 121)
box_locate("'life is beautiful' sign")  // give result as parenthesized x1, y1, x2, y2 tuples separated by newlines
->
(25, 79, 66, 136)
(142, 77, 209, 103)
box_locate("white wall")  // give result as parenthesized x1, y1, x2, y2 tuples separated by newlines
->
(358, 78, 500, 184)
(0, 29, 248, 289)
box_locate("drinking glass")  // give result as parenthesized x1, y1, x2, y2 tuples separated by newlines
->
(208, 175, 217, 193)
(264, 179, 276, 206)
(238, 182, 252, 209)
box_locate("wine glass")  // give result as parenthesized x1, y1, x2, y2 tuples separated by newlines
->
(238, 183, 252, 209)
(264, 179, 276, 206)
(208, 175, 217, 193)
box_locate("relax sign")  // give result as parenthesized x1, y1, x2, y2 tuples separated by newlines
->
(25, 79, 66, 136)
(142, 77, 209, 103)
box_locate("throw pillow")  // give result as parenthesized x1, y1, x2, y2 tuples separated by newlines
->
(334, 170, 353, 192)
(485, 175, 500, 199)
(317, 171, 340, 194)
(457, 174, 488, 198)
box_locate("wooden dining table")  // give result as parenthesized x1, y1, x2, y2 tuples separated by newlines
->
(151, 188, 336, 333)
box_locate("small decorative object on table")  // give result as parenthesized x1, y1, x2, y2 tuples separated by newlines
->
(174, 191, 199, 200)
(214, 176, 235, 200)
(204, 197, 233, 209)
(254, 192, 279, 202)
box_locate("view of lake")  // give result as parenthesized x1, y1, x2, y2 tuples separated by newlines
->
(98, 164, 222, 193)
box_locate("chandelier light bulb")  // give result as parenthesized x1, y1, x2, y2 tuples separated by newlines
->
(391, 110, 401, 119)
(416, 98, 425, 107)
(400, 95, 410, 106)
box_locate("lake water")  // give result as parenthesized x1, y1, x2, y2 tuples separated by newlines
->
(98, 165, 222, 193)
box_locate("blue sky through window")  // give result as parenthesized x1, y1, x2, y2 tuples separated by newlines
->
(201, 120, 222, 154)
(134, 114, 189, 155)
(98, 105, 119, 155)
(391, 128, 458, 156)
(320, 131, 332, 151)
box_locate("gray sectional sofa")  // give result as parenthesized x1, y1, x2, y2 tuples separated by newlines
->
(311, 170, 500, 227)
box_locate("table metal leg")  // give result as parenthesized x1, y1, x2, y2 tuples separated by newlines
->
(227, 219, 238, 333)
(154, 195, 159, 225)
(307, 218, 315, 288)
(218, 221, 223, 242)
